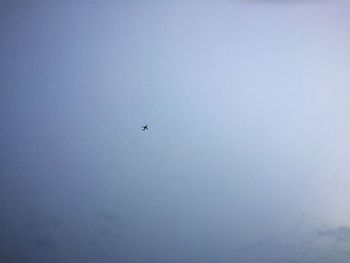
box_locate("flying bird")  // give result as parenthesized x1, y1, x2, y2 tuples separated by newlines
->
(142, 125, 148, 131)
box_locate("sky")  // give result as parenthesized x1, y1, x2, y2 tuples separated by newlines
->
(1, 0, 350, 262)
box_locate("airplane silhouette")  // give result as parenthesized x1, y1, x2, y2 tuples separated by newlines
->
(142, 125, 148, 131)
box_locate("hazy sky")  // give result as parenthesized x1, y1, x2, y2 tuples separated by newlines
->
(1, 0, 350, 262)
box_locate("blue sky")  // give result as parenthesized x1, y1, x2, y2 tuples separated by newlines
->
(1, 1, 350, 262)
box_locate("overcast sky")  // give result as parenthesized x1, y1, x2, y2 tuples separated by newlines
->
(1, 0, 350, 262)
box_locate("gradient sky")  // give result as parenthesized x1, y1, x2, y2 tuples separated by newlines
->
(1, 0, 350, 262)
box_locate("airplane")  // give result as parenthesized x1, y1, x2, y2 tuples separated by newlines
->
(142, 124, 148, 131)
